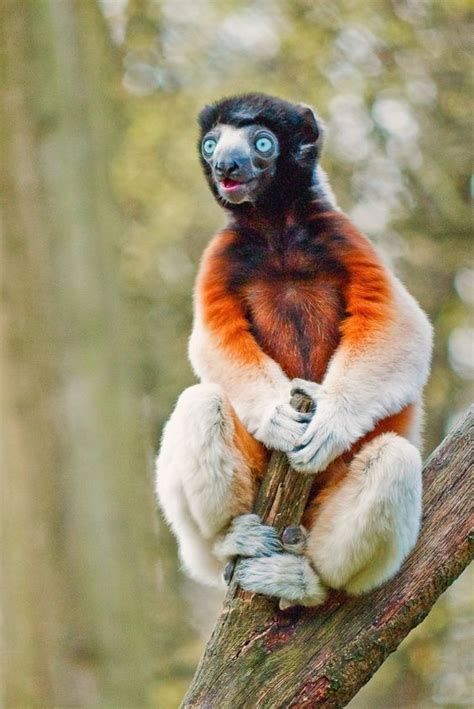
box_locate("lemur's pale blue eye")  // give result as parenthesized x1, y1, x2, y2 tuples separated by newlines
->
(255, 135, 275, 155)
(202, 138, 217, 157)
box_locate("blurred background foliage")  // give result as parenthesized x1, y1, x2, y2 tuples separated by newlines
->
(2, 0, 472, 707)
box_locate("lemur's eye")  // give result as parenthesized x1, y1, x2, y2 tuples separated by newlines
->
(255, 134, 275, 155)
(202, 138, 217, 157)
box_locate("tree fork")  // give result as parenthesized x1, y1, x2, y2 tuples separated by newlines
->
(182, 406, 473, 708)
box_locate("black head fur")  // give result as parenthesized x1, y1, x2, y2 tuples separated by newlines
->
(198, 93, 323, 216)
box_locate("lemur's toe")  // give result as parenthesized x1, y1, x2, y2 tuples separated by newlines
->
(282, 525, 307, 555)
(223, 561, 234, 585)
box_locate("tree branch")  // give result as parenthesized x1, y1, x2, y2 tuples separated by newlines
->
(225, 392, 314, 588)
(183, 406, 473, 708)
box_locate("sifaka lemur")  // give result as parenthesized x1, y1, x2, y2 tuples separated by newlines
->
(156, 93, 433, 608)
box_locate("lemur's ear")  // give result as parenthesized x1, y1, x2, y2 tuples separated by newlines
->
(295, 103, 322, 166)
(198, 103, 218, 131)
(296, 103, 321, 143)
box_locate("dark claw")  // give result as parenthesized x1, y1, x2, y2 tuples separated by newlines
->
(224, 561, 235, 585)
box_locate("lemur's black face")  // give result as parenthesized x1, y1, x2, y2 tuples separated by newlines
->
(201, 123, 280, 205)
(198, 93, 322, 210)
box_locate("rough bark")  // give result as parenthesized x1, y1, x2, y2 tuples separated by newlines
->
(182, 406, 473, 708)
(0, 1, 157, 706)
(253, 393, 315, 530)
(224, 393, 314, 586)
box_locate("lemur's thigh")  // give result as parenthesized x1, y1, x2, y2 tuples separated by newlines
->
(156, 383, 266, 563)
(306, 433, 422, 595)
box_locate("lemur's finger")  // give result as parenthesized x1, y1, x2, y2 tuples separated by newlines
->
(289, 429, 342, 473)
(264, 411, 310, 452)
(274, 403, 313, 423)
(271, 419, 307, 439)
(292, 435, 315, 453)
(294, 418, 329, 448)
(290, 378, 321, 403)
(277, 423, 309, 447)
(288, 441, 320, 469)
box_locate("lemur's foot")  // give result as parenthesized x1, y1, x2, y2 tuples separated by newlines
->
(236, 553, 327, 608)
(214, 514, 283, 561)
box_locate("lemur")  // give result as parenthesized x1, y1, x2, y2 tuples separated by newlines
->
(156, 93, 432, 608)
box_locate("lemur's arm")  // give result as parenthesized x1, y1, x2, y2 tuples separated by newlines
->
(289, 221, 433, 472)
(189, 231, 310, 451)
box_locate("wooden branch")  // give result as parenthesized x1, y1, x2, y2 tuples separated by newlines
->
(253, 393, 315, 529)
(225, 392, 314, 588)
(182, 406, 473, 709)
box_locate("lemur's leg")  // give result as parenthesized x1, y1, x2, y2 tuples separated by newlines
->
(306, 432, 422, 594)
(156, 383, 270, 587)
(236, 432, 421, 605)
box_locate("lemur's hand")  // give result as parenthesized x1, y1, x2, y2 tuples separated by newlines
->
(256, 397, 313, 452)
(287, 378, 353, 473)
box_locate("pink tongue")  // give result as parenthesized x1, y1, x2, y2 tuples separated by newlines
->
(222, 178, 239, 188)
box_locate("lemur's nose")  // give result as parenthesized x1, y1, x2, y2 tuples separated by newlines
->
(215, 159, 240, 178)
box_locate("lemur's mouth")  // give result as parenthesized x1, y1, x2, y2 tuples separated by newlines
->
(220, 178, 247, 191)
(217, 176, 257, 204)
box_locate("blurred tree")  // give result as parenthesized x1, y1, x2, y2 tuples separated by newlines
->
(1, 0, 158, 705)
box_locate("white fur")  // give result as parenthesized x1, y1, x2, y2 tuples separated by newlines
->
(306, 433, 422, 594)
(156, 383, 247, 587)
(313, 165, 339, 208)
(213, 125, 252, 163)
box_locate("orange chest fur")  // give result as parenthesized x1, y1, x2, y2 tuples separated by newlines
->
(242, 272, 346, 382)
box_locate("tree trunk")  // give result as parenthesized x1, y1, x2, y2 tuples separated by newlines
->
(183, 407, 473, 708)
(0, 1, 157, 706)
